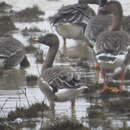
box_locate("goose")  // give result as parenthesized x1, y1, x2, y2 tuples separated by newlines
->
(95, 1, 130, 92)
(0, 35, 30, 69)
(49, 0, 96, 56)
(85, 0, 130, 46)
(85, 0, 110, 46)
(32, 33, 88, 115)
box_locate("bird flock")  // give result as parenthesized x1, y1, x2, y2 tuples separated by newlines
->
(0, 0, 130, 117)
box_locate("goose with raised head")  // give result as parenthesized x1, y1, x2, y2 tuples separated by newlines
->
(95, 1, 130, 92)
(49, 0, 96, 56)
(85, 0, 111, 46)
(85, 0, 130, 46)
(32, 33, 88, 115)
(0, 36, 30, 69)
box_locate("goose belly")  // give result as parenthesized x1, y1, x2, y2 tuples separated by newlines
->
(55, 88, 80, 102)
(96, 53, 126, 70)
(55, 23, 84, 39)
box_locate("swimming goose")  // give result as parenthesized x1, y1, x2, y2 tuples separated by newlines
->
(95, 1, 130, 92)
(0, 36, 30, 69)
(49, 0, 96, 56)
(32, 34, 88, 114)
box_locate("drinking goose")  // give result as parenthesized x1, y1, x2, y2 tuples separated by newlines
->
(0, 36, 30, 69)
(95, 1, 130, 92)
(33, 33, 88, 114)
(49, 0, 96, 56)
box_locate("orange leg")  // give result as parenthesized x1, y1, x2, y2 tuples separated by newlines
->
(101, 71, 125, 93)
(119, 72, 125, 91)
(96, 64, 104, 84)
(100, 70, 119, 93)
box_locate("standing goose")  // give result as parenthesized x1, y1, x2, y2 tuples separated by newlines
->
(33, 33, 88, 114)
(85, 0, 130, 46)
(95, 1, 130, 92)
(85, 0, 113, 46)
(49, 0, 96, 56)
(0, 36, 30, 69)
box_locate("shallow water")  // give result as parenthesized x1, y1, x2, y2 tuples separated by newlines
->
(0, 0, 130, 130)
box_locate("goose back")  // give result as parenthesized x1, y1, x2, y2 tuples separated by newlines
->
(49, 3, 95, 25)
(0, 37, 24, 58)
(42, 66, 83, 93)
(95, 31, 130, 55)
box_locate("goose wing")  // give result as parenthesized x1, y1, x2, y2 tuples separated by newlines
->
(95, 31, 129, 55)
(49, 4, 95, 25)
(0, 37, 24, 58)
(42, 66, 83, 93)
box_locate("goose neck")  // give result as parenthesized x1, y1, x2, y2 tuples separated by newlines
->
(42, 45, 59, 72)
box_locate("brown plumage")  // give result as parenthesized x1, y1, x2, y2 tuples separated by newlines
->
(32, 34, 88, 114)
(95, 1, 130, 92)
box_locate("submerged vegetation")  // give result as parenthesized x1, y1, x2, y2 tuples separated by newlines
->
(7, 102, 49, 121)
(14, 5, 45, 22)
(41, 116, 89, 130)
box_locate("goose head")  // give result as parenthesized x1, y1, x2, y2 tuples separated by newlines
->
(33, 33, 59, 48)
(99, 1, 123, 16)
(98, 0, 107, 7)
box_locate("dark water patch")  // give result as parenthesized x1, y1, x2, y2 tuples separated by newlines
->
(14, 5, 45, 22)
(26, 75, 38, 86)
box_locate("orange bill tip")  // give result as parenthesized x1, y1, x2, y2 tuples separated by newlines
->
(32, 37, 39, 41)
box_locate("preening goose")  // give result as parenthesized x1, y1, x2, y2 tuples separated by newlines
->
(49, 0, 96, 56)
(33, 34, 88, 115)
(95, 1, 130, 92)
